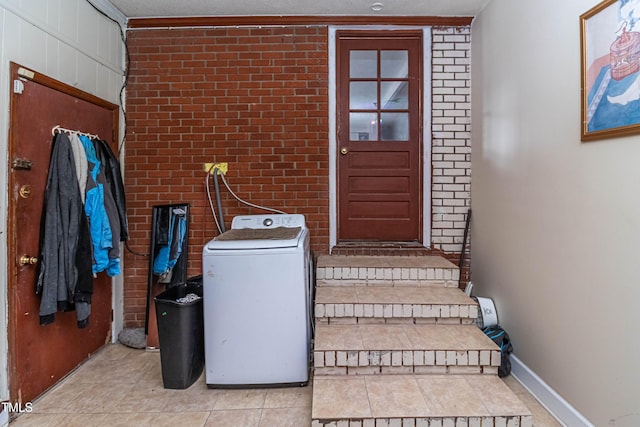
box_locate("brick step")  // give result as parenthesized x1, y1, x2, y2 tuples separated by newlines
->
(316, 255, 460, 287)
(315, 286, 478, 325)
(314, 324, 500, 376)
(311, 374, 532, 427)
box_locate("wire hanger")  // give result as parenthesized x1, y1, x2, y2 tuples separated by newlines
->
(51, 124, 100, 140)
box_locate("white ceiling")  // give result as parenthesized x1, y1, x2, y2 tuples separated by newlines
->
(107, 0, 490, 19)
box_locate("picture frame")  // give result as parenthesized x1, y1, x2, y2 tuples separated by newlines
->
(581, 0, 640, 141)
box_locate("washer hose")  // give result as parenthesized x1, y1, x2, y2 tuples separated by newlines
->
(213, 168, 226, 233)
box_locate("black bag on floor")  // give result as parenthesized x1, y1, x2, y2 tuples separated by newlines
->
(483, 325, 513, 377)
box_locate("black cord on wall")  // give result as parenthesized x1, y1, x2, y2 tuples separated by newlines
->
(86, 1, 146, 257)
(85, 0, 130, 154)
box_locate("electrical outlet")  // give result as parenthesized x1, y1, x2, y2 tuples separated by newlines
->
(204, 162, 228, 175)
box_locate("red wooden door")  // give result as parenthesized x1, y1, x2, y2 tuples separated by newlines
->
(337, 32, 423, 242)
(7, 63, 118, 405)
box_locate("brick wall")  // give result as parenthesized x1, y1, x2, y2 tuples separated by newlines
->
(123, 27, 330, 326)
(122, 25, 471, 327)
(431, 27, 472, 283)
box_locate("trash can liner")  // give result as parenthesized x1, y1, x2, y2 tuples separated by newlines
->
(176, 293, 201, 304)
(154, 281, 204, 389)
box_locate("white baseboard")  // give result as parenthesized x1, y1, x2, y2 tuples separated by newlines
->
(510, 354, 593, 427)
(0, 407, 8, 427)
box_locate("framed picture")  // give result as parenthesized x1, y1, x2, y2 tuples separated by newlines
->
(581, 0, 640, 141)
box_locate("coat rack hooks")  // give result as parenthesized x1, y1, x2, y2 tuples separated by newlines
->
(51, 124, 100, 140)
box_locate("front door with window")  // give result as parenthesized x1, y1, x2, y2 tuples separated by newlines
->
(337, 32, 423, 242)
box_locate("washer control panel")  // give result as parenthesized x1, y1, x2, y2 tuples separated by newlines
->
(231, 214, 306, 230)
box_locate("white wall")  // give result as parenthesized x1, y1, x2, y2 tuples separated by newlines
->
(0, 0, 125, 408)
(471, 1, 640, 426)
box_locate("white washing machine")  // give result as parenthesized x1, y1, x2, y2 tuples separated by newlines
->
(202, 214, 312, 387)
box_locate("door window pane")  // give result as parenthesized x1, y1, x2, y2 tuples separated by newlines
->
(350, 82, 378, 109)
(381, 50, 408, 78)
(381, 81, 408, 110)
(350, 50, 377, 78)
(348, 49, 411, 142)
(380, 112, 409, 141)
(350, 113, 378, 141)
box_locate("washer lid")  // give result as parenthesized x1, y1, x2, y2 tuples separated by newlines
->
(206, 226, 306, 250)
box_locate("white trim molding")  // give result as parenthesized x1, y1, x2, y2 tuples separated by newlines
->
(510, 355, 594, 427)
(88, 0, 127, 28)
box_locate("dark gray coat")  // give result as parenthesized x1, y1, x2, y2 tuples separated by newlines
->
(36, 133, 93, 327)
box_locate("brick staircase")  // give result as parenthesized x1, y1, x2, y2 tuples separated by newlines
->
(311, 255, 532, 427)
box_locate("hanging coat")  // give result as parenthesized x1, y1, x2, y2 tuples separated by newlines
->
(68, 134, 88, 204)
(79, 135, 119, 276)
(36, 133, 93, 327)
(93, 138, 129, 241)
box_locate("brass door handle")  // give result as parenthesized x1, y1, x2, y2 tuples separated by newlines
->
(340, 147, 349, 155)
(20, 255, 38, 266)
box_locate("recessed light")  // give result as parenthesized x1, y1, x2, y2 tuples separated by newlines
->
(370, 2, 384, 12)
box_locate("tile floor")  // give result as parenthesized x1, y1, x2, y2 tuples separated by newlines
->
(9, 344, 562, 426)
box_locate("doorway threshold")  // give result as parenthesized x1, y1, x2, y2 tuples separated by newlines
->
(331, 241, 433, 256)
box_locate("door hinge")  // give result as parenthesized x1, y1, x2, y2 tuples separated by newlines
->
(12, 157, 32, 170)
(13, 79, 24, 94)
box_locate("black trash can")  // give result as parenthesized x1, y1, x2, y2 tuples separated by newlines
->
(154, 278, 204, 389)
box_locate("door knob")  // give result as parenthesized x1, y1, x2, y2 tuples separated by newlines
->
(340, 147, 349, 155)
(19, 255, 38, 266)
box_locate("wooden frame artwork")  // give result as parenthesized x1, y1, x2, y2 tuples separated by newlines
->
(581, 0, 640, 141)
